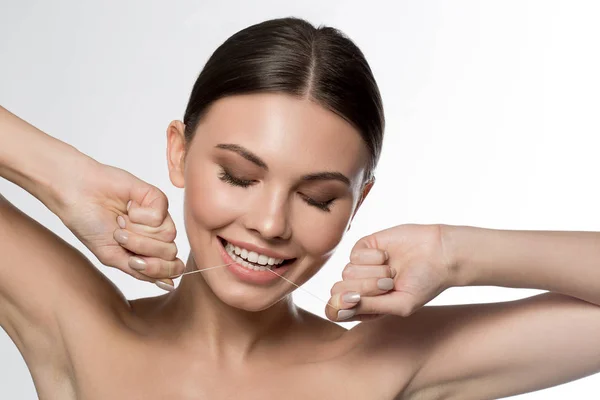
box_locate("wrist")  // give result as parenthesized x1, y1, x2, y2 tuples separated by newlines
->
(48, 148, 102, 220)
(440, 224, 473, 287)
(0, 107, 98, 216)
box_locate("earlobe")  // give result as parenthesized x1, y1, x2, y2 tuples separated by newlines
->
(166, 120, 186, 188)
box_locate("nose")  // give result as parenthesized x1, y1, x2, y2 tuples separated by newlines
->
(242, 187, 292, 241)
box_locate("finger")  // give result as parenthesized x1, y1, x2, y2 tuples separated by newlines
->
(351, 290, 421, 318)
(113, 228, 178, 260)
(330, 277, 396, 298)
(342, 263, 396, 280)
(332, 291, 420, 322)
(155, 279, 176, 292)
(350, 234, 379, 254)
(105, 246, 171, 283)
(127, 200, 167, 228)
(324, 291, 360, 321)
(127, 255, 185, 279)
(127, 182, 169, 227)
(350, 248, 388, 265)
(117, 213, 177, 243)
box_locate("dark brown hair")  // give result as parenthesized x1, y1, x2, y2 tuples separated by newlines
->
(183, 17, 384, 183)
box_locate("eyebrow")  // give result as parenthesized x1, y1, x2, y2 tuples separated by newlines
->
(215, 143, 351, 186)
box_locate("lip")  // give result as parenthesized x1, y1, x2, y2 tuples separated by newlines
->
(219, 236, 294, 261)
(217, 237, 292, 285)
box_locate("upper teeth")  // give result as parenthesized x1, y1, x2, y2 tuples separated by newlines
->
(225, 242, 285, 266)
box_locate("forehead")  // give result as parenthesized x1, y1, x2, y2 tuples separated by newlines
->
(192, 93, 369, 183)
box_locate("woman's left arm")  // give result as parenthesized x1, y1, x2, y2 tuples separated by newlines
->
(327, 225, 600, 400)
(450, 226, 600, 306)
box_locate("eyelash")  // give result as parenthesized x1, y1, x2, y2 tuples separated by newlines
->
(217, 169, 336, 212)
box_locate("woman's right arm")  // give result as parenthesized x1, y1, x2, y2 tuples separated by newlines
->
(0, 106, 183, 366)
(0, 106, 129, 369)
(0, 106, 84, 214)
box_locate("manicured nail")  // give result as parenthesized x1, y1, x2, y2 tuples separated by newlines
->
(343, 292, 361, 303)
(114, 229, 128, 244)
(127, 200, 132, 211)
(377, 278, 395, 290)
(117, 215, 126, 229)
(155, 281, 175, 292)
(337, 309, 356, 321)
(389, 267, 397, 278)
(129, 256, 147, 271)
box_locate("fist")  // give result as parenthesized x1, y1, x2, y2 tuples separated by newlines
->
(59, 160, 185, 290)
(326, 224, 455, 322)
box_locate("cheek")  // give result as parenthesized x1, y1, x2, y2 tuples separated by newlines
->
(183, 164, 243, 231)
(294, 206, 351, 259)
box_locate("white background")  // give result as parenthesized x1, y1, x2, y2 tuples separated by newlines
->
(1, 0, 600, 398)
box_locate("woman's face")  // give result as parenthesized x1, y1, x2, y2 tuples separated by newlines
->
(167, 93, 371, 311)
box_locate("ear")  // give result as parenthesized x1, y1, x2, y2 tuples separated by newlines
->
(166, 120, 187, 188)
(347, 177, 375, 231)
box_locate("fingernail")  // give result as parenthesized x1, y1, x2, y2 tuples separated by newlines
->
(114, 229, 128, 244)
(129, 256, 147, 271)
(155, 281, 175, 292)
(343, 292, 361, 303)
(337, 309, 356, 321)
(390, 267, 397, 278)
(384, 250, 389, 260)
(117, 215, 126, 229)
(377, 278, 395, 290)
(127, 200, 132, 211)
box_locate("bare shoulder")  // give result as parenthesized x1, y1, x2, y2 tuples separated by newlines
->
(343, 311, 443, 399)
(358, 294, 600, 400)
(0, 194, 131, 374)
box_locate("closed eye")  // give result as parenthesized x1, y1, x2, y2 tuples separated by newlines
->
(218, 168, 255, 187)
(299, 194, 336, 212)
(218, 168, 336, 212)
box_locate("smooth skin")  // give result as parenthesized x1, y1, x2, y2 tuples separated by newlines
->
(1, 98, 600, 399)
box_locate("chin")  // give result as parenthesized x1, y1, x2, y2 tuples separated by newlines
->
(212, 284, 289, 312)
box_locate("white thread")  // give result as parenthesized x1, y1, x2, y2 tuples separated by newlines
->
(175, 262, 236, 276)
(172, 262, 338, 311)
(266, 268, 339, 311)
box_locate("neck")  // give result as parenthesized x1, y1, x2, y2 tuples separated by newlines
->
(159, 253, 303, 365)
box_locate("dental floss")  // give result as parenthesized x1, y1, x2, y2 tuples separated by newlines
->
(171, 262, 339, 311)
(175, 262, 237, 276)
(265, 268, 339, 311)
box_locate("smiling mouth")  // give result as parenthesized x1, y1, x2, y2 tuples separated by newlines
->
(218, 237, 296, 269)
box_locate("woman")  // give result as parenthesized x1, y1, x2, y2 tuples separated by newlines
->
(1, 17, 600, 399)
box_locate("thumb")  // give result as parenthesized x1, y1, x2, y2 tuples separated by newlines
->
(349, 233, 389, 265)
(351, 234, 378, 253)
(127, 181, 169, 227)
(358, 290, 420, 318)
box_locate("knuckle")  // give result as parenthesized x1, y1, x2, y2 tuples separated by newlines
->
(330, 281, 343, 296)
(362, 279, 373, 293)
(162, 227, 177, 242)
(165, 244, 178, 260)
(176, 260, 185, 274)
(397, 304, 415, 317)
(126, 233, 139, 249)
(150, 212, 163, 227)
(341, 264, 355, 280)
